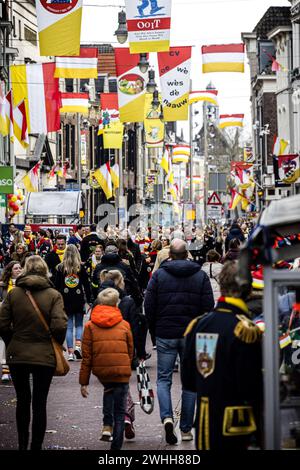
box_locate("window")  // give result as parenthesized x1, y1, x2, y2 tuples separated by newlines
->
(94, 76, 105, 94)
(258, 41, 275, 75)
(18, 20, 21, 40)
(80, 79, 89, 92)
(24, 25, 37, 46)
(65, 79, 74, 93)
(108, 77, 117, 93)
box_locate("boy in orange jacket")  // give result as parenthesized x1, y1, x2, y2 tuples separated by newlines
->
(79, 288, 133, 450)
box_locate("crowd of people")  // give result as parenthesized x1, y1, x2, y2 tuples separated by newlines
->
(0, 217, 298, 450)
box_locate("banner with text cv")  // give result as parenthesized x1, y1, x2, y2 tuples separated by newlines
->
(158, 46, 192, 121)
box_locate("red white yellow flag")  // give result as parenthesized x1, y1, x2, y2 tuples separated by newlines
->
(202, 44, 245, 73)
(14, 99, 29, 148)
(22, 161, 42, 193)
(54, 47, 98, 78)
(158, 47, 192, 121)
(189, 90, 218, 106)
(10, 63, 61, 134)
(101, 93, 120, 124)
(219, 114, 244, 129)
(125, 0, 172, 53)
(36, 0, 83, 56)
(93, 163, 113, 200)
(172, 144, 190, 163)
(115, 48, 148, 122)
(60, 93, 89, 114)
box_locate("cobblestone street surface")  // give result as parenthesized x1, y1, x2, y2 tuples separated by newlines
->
(0, 344, 195, 451)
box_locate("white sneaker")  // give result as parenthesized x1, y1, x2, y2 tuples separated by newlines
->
(74, 346, 82, 360)
(181, 430, 193, 441)
(67, 353, 75, 361)
(1, 373, 10, 383)
(163, 418, 178, 445)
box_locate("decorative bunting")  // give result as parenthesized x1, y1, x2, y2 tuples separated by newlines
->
(202, 43, 245, 73)
(54, 47, 98, 78)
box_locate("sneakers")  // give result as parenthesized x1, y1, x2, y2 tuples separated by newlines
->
(125, 420, 135, 440)
(1, 373, 11, 383)
(181, 430, 193, 441)
(100, 426, 113, 442)
(163, 418, 178, 445)
(67, 353, 75, 361)
(74, 346, 82, 360)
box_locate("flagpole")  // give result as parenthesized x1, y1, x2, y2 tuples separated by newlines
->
(76, 79, 82, 201)
(203, 101, 208, 225)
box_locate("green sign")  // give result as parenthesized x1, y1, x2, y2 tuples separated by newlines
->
(0, 166, 14, 194)
(0, 194, 6, 208)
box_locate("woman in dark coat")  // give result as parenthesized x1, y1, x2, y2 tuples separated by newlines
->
(0, 255, 67, 450)
(54, 244, 91, 361)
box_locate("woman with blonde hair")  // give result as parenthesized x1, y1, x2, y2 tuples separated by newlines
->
(54, 244, 91, 361)
(0, 255, 67, 450)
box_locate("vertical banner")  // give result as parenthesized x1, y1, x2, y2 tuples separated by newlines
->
(103, 122, 124, 149)
(36, 0, 83, 56)
(115, 48, 148, 122)
(158, 46, 192, 121)
(144, 93, 164, 148)
(125, 0, 172, 53)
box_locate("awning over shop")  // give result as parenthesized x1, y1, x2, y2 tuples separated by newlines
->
(25, 191, 82, 216)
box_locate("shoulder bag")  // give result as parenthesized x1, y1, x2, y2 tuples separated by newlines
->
(25, 290, 69, 377)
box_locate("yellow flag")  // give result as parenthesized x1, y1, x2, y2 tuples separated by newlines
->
(160, 150, 169, 174)
(144, 93, 164, 148)
(103, 121, 124, 149)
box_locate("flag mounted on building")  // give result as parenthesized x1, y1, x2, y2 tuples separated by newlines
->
(22, 161, 41, 193)
(219, 114, 244, 129)
(202, 44, 245, 73)
(100, 93, 120, 126)
(60, 93, 89, 114)
(158, 46, 192, 121)
(0, 90, 14, 141)
(36, 0, 83, 56)
(160, 149, 169, 173)
(189, 90, 218, 106)
(277, 154, 300, 185)
(54, 47, 98, 78)
(273, 135, 289, 156)
(0, 81, 6, 136)
(10, 63, 61, 134)
(229, 188, 241, 210)
(14, 99, 29, 148)
(93, 163, 113, 199)
(125, 0, 172, 53)
(103, 121, 124, 149)
(110, 163, 120, 190)
(115, 48, 148, 122)
(144, 93, 164, 148)
(172, 144, 190, 163)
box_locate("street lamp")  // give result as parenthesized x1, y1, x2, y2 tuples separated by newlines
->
(146, 69, 157, 93)
(151, 89, 160, 110)
(115, 11, 128, 44)
(138, 53, 149, 73)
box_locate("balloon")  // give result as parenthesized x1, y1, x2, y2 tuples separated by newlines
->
(8, 201, 15, 208)
(11, 195, 17, 202)
(17, 195, 22, 200)
(7, 194, 13, 200)
(12, 203, 19, 212)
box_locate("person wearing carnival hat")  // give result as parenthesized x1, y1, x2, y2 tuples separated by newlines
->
(23, 225, 36, 253)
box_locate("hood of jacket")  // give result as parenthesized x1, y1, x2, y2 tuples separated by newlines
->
(98, 280, 125, 299)
(16, 274, 53, 291)
(91, 305, 123, 328)
(101, 253, 122, 265)
(160, 259, 201, 278)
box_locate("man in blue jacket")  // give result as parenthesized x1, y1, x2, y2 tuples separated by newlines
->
(144, 239, 214, 445)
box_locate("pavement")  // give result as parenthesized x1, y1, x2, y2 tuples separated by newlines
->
(0, 341, 195, 451)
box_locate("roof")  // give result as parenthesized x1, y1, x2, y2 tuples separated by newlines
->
(253, 7, 291, 39)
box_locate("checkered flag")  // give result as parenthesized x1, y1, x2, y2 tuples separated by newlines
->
(136, 360, 154, 415)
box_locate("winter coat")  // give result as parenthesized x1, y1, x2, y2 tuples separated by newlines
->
(45, 250, 62, 277)
(202, 262, 223, 303)
(225, 227, 245, 252)
(92, 253, 142, 305)
(80, 233, 105, 262)
(54, 264, 92, 315)
(222, 247, 240, 262)
(0, 274, 67, 367)
(144, 259, 214, 339)
(96, 280, 142, 356)
(79, 305, 134, 385)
